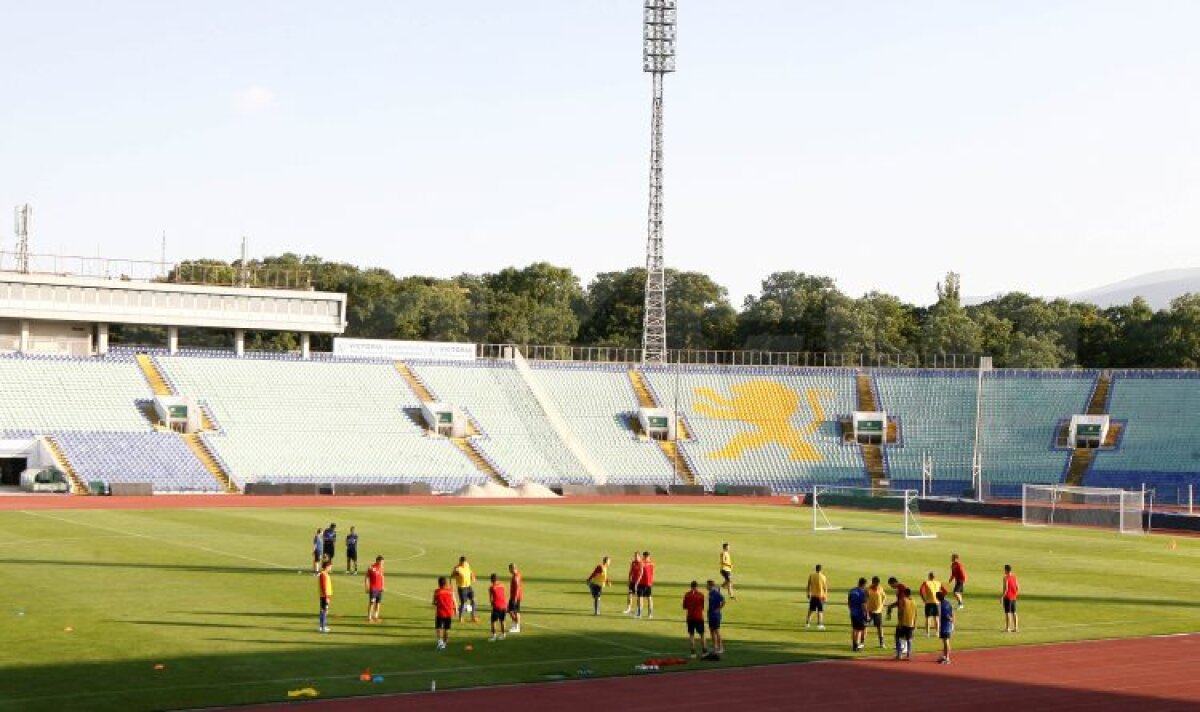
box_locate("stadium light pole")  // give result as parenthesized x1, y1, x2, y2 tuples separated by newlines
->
(640, 0, 676, 365)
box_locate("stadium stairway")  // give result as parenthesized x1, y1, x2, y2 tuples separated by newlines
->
(855, 372, 889, 488)
(629, 369, 698, 485)
(136, 354, 232, 490)
(1065, 371, 1113, 486)
(182, 433, 239, 493)
(395, 362, 436, 402)
(396, 361, 505, 485)
(136, 353, 172, 396)
(42, 436, 88, 495)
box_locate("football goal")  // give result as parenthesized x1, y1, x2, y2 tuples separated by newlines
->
(1022, 484, 1145, 534)
(811, 485, 936, 539)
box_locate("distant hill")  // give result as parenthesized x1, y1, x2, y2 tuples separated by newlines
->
(1064, 268, 1200, 310)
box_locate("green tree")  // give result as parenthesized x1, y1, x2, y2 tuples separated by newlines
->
(921, 272, 982, 359)
(737, 272, 844, 352)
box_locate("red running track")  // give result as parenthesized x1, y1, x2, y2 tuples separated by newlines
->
(248, 634, 1200, 712)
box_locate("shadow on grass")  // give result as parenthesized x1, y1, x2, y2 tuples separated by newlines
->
(0, 627, 810, 712)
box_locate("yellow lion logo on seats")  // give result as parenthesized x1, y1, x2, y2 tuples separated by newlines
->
(693, 380, 831, 462)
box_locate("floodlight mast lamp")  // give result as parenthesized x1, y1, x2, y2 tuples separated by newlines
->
(641, 0, 675, 365)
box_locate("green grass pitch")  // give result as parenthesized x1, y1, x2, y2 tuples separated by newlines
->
(3, 503, 1198, 711)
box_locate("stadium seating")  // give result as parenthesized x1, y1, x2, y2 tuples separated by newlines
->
(873, 371, 976, 492)
(528, 364, 676, 485)
(1087, 372, 1200, 503)
(0, 353, 152, 432)
(155, 356, 485, 488)
(53, 431, 221, 492)
(643, 366, 863, 492)
(408, 360, 593, 485)
(978, 371, 1096, 497)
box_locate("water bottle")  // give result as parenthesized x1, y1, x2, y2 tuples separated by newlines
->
(431, 680, 437, 692)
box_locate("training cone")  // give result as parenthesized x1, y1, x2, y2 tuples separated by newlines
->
(464, 644, 474, 652)
(372, 675, 384, 684)
(64, 626, 73, 633)
(358, 669, 371, 682)
(154, 664, 166, 671)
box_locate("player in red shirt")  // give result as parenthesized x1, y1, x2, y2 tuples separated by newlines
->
(487, 573, 509, 642)
(364, 555, 385, 622)
(1002, 564, 1020, 633)
(637, 551, 656, 619)
(949, 553, 967, 610)
(432, 576, 457, 650)
(623, 552, 643, 615)
(508, 563, 524, 634)
(682, 580, 707, 658)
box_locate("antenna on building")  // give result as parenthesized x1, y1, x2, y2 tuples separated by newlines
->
(641, 1, 676, 364)
(160, 230, 167, 278)
(14, 204, 31, 274)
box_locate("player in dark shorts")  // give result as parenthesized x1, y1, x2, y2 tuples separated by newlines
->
(433, 576, 457, 650)
(706, 579, 725, 655)
(637, 551, 656, 619)
(344, 527, 359, 574)
(894, 585, 917, 660)
(682, 580, 707, 658)
(311, 528, 323, 574)
(322, 523, 337, 566)
(848, 577, 868, 652)
(487, 573, 508, 642)
(937, 590, 955, 664)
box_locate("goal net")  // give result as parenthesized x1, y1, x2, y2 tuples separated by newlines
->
(1022, 484, 1145, 534)
(811, 485, 936, 539)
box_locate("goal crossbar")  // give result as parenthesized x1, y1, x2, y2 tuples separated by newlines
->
(811, 485, 936, 539)
(1022, 484, 1145, 534)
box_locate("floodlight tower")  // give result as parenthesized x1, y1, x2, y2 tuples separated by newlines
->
(14, 204, 31, 274)
(640, 0, 676, 364)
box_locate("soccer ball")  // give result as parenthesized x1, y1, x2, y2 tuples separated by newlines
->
(790, 495, 800, 505)
(465, 603, 474, 614)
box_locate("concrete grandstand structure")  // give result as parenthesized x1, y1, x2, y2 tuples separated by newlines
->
(0, 259, 1197, 503)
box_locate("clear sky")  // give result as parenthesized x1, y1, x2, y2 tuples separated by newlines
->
(2, 1, 1198, 306)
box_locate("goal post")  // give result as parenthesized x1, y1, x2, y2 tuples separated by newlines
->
(810, 485, 936, 539)
(1022, 484, 1144, 534)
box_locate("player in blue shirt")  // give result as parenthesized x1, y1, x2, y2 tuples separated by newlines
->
(705, 579, 725, 655)
(848, 577, 868, 652)
(344, 527, 359, 575)
(937, 590, 955, 664)
(322, 523, 337, 566)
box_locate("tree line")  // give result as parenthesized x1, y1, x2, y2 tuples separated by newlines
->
(111, 254, 1200, 368)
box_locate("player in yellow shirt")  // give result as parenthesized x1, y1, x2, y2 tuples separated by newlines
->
(805, 564, 828, 630)
(894, 585, 917, 660)
(451, 556, 479, 623)
(585, 556, 611, 615)
(719, 543, 736, 600)
(918, 572, 945, 637)
(317, 559, 333, 633)
(866, 575, 888, 648)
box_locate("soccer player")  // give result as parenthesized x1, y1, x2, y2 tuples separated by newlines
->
(719, 543, 736, 600)
(317, 560, 333, 633)
(706, 579, 725, 655)
(848, 577, 868, 652)
(623, 552, 643, 615)
(919, 572, 945, 637)
(508, 563, 523, 633)
(322, 523, 337, 566)
(364, 555, 385, 622)
(937, 590, 955, 664)
(894, 585, 917, 660)
(345, 527, 359, 575)
(1002, 564, 1020, 633)
(586, 556, 610, 615)
(805, 564, 828, 630)
(311, 528, 323, 574)
(433, 576, 457, 650)
(949, 553, 967, 609)
(487, 573, 508, 642)
(637, 551, 656, 619)
(451, 556, 479, 623)
(866, 575, 888, 648)
(682, 580, 707, 658)
(885, 576, 905, 620)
